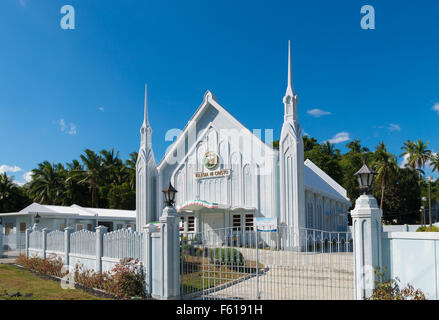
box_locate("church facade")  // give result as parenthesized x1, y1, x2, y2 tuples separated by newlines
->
(135, 43, 351, 240)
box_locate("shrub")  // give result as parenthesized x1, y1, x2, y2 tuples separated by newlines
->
(16, 255, 145, 299)
(416, 225, 439, 232)
(367, 267, 426, 300)
(106, 258, 145, 298)
(15, 254, 66, 278)
(210, 248, 244, 266)
(74, 258, 145, 299)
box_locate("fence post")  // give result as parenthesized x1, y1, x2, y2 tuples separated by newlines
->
(95, 226, 108, 273)
(42, 228, 48, 259)
(159, 205, 180, 300)
(25, 228, 31, 257)
(351, 194, 383, 300)
(143, 224, 156, 296)
(64, 226, 73, 268)
(0, 224, 3, 258)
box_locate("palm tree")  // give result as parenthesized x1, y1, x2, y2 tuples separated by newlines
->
(322, 141, 336, 156)
(69, 149, 105, 207)
(29, 161, 66, 204)
(400, 139, 432, 187)
(65, 160, 88, 206)
(100, 148, 125, 185)
(0, 173, 16, 202)
(125, 152, 138, 190)
(431, 153, 439, 174)
(372, 142, 398, 209)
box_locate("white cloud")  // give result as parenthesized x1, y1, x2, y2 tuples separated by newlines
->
(388, 123, 401, 132)
(0, 165, 23, 174)
(98, 107, 105, 112)
(54, 118, 77, 135)
(307, 109, 331, 118)
(432, 103, 439, 115)
(399, 153, 410, 168)
(326, 132, 351, 144)
(23, 171, 33, 183)
(55, 118, 67, 132)
(68, 123, 77, 135)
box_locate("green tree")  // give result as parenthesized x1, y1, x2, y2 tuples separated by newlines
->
(340, 140, 372, 206)
(400, 139, 432, 187)
(125, 152, 138, 191)
(29, 161, 66, 205)
(107, 182, 136, 209)
(69, 149, 105, 208)
(372, 142, 398, 209)
(0, 173, 30, 212)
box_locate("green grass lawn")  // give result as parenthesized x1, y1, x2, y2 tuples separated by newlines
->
(0, 264, 105, 300)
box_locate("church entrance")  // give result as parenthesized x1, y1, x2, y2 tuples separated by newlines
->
(202, 211, 225, 246)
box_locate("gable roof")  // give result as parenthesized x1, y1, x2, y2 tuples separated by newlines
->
(157, 91, 276, 169)
(7, 202, 136, 219)
(304, 159, 350, 204)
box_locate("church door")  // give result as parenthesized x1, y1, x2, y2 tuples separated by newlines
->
(203, 212, 225, 246)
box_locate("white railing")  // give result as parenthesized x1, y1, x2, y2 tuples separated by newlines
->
(180, 226, 354, 300)
(29, 230, 42, 249)
(70, 230, 96, 256)
(103, 229, 144, 261)
(46, 230, 64, 252)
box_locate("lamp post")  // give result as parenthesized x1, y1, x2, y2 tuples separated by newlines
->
(354, 161, 377, 196)
(427, 176, 433, 227)
(162, 181, 178, 207)
(421, 197, 427, 227)
(157, 181, 180, 299)
(351, 160, 382, 299)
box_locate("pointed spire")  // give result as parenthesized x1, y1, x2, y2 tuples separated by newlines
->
(286, 40, 294, 95)
(143, 84, 149, 126)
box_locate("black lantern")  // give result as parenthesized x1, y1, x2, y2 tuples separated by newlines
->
(162, 181, 178, 207)
(354, 161, 377, 195)
(35, 213, 41, 224)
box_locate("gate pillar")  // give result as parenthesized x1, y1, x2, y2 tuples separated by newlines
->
(158, 205, 180, 300)
(0, 224, 3, 258)
(351, 194, 383, 300)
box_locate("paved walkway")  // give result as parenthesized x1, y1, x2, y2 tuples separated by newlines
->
(204, 249, 354, 300)
(0, 250, 23, 264)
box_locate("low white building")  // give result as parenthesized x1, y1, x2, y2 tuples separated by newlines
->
(0, 202, 136, 235)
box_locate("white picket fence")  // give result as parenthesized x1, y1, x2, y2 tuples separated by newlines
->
(26, 227, 144, 273)
(103, 229, 144, 261)
(46, 230, 64, 252)
(70, 229, 96, 256)
(29, 230, 42, 249)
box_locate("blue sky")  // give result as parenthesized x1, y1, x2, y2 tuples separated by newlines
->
(1, 0, 439, 184)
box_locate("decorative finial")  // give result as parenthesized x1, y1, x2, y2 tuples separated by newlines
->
(286, 40, 294, 95)
(143, 84, 148, 126)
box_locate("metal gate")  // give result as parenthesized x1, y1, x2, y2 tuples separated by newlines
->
(180, 227, 354, 300)
(2, 233, 26, 257)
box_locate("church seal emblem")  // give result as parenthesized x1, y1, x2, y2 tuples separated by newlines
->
(204, 151, 219, 170)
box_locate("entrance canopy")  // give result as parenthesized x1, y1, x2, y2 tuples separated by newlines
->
(177, 200, 228, 212)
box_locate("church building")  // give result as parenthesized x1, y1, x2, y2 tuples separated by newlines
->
(135, 42, 351, 242)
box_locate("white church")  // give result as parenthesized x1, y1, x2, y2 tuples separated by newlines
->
(136, 42, 351, 240)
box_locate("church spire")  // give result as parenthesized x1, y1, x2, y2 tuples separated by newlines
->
(140, 84, 152, 147)
(286, 40, 294, 96)
(143, 84, 149, 127)
(283, 41, 298, 122)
